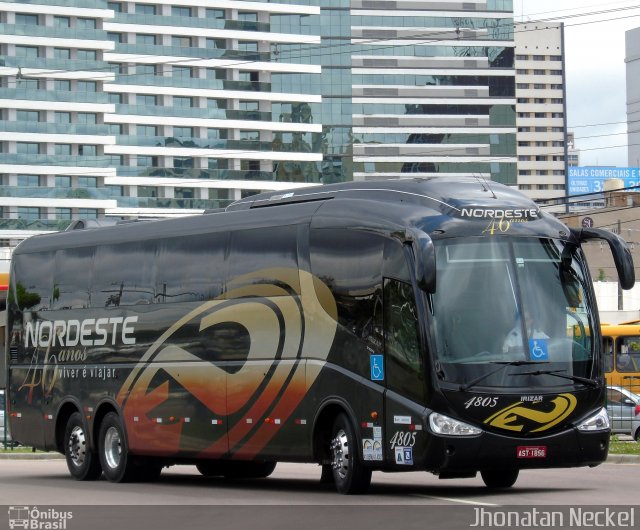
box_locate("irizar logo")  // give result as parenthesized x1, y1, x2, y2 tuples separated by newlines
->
(484, 393, 578, 433)
(460, 207, 539, 220)
(24, 317, 138, 349)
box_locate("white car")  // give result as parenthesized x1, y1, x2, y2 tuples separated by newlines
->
(607, 385, 640, 435)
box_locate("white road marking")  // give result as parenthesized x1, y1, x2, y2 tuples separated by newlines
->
(411, 494, 499, 506)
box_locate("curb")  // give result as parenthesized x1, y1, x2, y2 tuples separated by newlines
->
(0, 452, 64, 460)
(605, 454, 640, 464)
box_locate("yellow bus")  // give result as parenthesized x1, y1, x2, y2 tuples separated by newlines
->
(601, 321, 640, 393)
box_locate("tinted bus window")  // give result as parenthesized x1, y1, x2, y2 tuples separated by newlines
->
(384, 277, 424, 402)
(155, 233, 226, 303)
(310, 229, 384, 344)
(52, 247, 94, 309)
(382, 239, 424, 402)
(12, 252, 54, 311)
(92, 241, 157, 307)
(228, 226, 300, 295)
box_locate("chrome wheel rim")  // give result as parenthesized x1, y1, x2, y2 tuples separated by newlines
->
(68, 425, 87, 468)
(104, 426, 122, 470)
(330, 428, 350, 480)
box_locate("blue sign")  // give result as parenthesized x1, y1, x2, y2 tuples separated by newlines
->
(370, 354, 384, 381)
(529, 339, 549, 361)
(568, 167, 640, 196)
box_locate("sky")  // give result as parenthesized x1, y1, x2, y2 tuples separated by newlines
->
(514, 0, 640, 167)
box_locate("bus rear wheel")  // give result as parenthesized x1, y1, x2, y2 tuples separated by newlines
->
(98, 412, 137, 483)
(329, 413, 371, 494)
(64, 412, 102, 481)
(480, 468, 519, 488)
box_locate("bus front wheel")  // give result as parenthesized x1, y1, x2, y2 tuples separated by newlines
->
(329, 413, 372, 494)
(98, 412, 137, 483)
(64, 412, 102, 481)
(480, 468, 519, 488)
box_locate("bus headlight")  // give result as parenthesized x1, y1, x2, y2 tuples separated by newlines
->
(576, 407, 610, 432)
(429, 412, 482, 436)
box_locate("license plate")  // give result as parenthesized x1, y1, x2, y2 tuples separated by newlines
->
(517, 446, 547, 458)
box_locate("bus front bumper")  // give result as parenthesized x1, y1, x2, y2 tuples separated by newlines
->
(423, 427, 610, 476)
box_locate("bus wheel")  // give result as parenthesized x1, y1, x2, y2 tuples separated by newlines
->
(329, 413, 372, 494)
(480, 468, 519, 488)
(64, 412, 102, 481)
(98, 412, 136, 483)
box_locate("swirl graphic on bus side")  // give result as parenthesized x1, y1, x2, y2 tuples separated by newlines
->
(483, 393, 578, 433)
(115, 268, 338, 457)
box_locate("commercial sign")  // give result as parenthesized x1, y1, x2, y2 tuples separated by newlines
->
(568, 166, 640, 195)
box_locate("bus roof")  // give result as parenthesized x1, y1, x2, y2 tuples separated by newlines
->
(12, 177, 570, 256)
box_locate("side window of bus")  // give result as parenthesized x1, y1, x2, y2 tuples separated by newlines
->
(12, 252, 54, 312)
(603, 337, 613, 373)
(92, 241, 157, 307)
(384, 278, 424, 402)
(383, 239, 424, 402)
(52, 247, 94, 310)
(617, 337, 640, 372)
(227, 226, 300, 296)
(155, 233, 226, 303)
(309, 229, 384, 377)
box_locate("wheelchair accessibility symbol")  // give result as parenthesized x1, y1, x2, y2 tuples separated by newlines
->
(370, 354, 384, 381)
(528, 339, 549, 361)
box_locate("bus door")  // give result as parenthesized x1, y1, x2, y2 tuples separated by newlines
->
(382, 274, 426, 467)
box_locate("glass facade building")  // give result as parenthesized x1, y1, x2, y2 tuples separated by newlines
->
(0, 0, 515, 246)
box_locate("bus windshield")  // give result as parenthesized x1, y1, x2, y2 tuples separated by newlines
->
(432, 237, 595, 389)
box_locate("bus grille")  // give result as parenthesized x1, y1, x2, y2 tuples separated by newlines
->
(9, 346, 17, 363)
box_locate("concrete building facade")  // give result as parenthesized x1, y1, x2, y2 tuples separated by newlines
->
(626, 26, 640, 168)
(0, 0, 516, 248)
(514, 22, 568, 207)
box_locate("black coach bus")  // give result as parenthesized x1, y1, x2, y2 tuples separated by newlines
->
(4, 178, 635, 494)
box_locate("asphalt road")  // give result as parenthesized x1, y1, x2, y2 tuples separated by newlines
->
(0, 458, 638, 530)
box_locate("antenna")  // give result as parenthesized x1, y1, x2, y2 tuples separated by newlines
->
(473, 174, 497, 199)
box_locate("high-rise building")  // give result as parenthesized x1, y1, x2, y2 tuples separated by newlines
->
(514, 22, 568, 206)
(567, 131, 579, 167)
(627, 26, 640, 168)
(0, 1, 516, 248)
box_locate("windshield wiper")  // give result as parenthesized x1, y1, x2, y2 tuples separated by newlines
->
(516, 369, 598, 388)
(459, 360, 546, 392)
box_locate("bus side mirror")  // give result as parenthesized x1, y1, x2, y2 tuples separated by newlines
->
(571, 228, 635, 290)
(411, 232, 436, 294)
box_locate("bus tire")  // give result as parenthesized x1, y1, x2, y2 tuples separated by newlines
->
(98, 412, 137, 483)
(64, 412, 102, 481)
(329, 413, 372, 494)
(480, 468, 519, 488)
